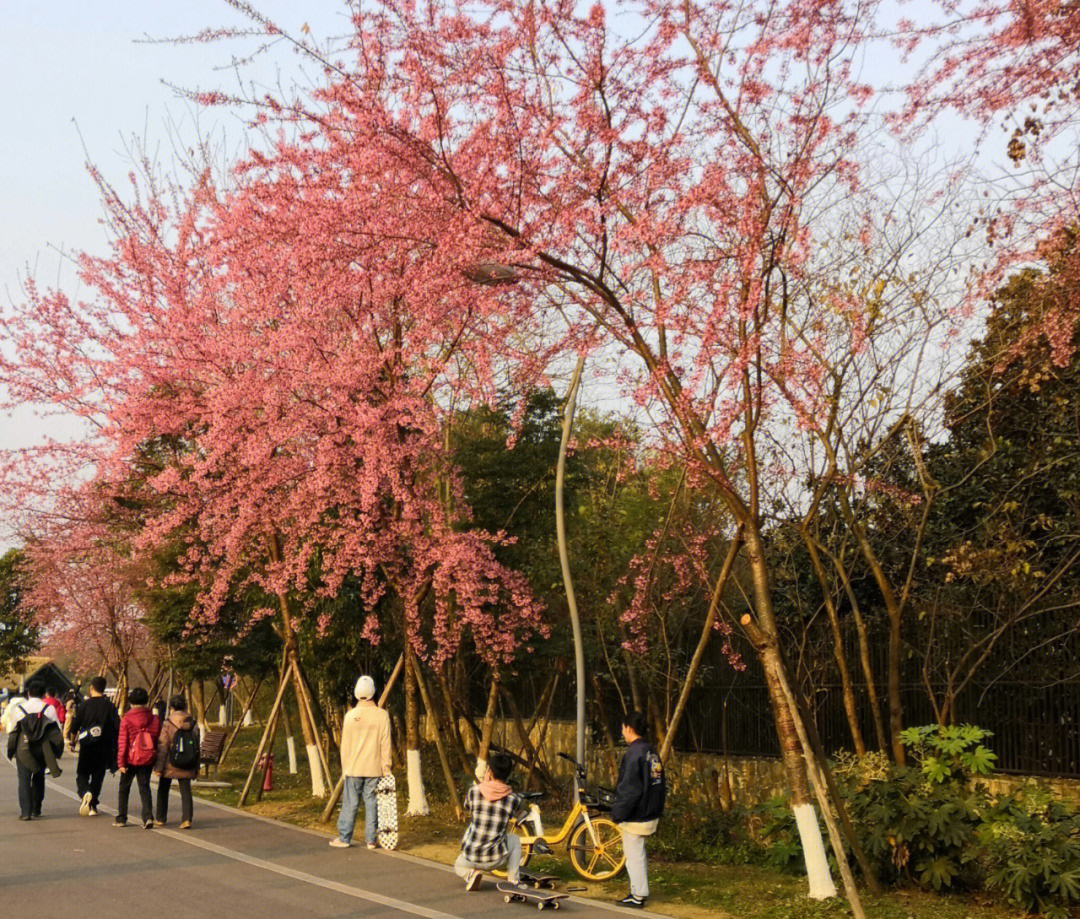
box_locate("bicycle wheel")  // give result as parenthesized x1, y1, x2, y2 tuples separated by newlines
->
(568, 817, 625, 881)
(491, 821, 535, 878)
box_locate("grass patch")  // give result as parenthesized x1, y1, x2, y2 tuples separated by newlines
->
(193, 727, 1026, 919)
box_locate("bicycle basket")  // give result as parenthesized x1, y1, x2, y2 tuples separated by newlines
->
(596, 786, 617, 807)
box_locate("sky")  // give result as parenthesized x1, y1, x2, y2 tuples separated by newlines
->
(0, 0, 987, 547)
(0, 3, 357, 544)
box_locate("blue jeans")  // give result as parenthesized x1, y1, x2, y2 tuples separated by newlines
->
(338, 776, 380, 844)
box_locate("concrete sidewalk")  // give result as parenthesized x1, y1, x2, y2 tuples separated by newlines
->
(1, 756, 659, 919)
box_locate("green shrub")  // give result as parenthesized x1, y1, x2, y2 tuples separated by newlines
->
(832, 726, 995, 891)
(748, 724, 1080, 915)
(972, 783, 1080, 918)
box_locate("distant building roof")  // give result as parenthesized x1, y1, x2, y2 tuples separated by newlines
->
(0, 657, 76, 694)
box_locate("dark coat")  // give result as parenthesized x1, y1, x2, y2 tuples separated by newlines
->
(68, 694, 121, 767)
(7, 710, 65, 774)
(610, 738, 666, 824)
(155, 711, 201, 780)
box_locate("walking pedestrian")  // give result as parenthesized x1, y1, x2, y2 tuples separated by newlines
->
(454, 751, 527, 891)
(610, 711, 666, 908)
(68, 676, 120, 817)
(42, 688, 66, 727)
(5, 681, 63, 820)
(155, 693, 200, 829)
(114, 688, 160, 829)
(330, 675, 392, 849)
(62, 689, 80, 747)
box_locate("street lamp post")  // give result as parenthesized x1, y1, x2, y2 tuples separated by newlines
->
(464, 259, 588, 793)
(555, 354, 587, 799)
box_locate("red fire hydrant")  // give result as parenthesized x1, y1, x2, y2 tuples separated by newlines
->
(259, 752, 274, 792)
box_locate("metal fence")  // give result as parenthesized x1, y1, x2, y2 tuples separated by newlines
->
(664, 678, 1080, 777)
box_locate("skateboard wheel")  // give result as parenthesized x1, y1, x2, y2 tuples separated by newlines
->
(553, 903, 560, 910)
(537, 903, 544, 911)
(504, 896, 512, 903)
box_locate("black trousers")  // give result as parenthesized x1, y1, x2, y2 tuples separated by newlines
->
(76, 748, 110, 809)
(116, 765, 153, 823)
(156, 777, 193, 824)
(16, 761, 45, 818)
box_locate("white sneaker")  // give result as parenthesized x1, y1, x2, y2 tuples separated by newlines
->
(79, 792, 92, 817)
(88, 807, 99, 817)
(465, 869, 483, 891)
(329, 838, 351, 848)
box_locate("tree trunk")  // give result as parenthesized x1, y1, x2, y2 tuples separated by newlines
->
(404, 644, 430, 815)
(293, 660, 333, 791)
(803, 532, 866, 756)
(437, 664, 474, 773)
(220, 674, 265, 767)
(741, 526, 839, 902)
(192, 680, 210, 736)
(411, 656, 463, 819)
(831, 552, 889, 752)
(239, 664, 291, 806)
(659, 530, 742, 762)
(475, 674, 501, 781)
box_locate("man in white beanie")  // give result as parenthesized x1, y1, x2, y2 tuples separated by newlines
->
(330, 675, 393, 849)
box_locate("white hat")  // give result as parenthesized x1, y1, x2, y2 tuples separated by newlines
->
(355, 675, 376, 701)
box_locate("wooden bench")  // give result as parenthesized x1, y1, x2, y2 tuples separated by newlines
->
(199, 729, 228, 781)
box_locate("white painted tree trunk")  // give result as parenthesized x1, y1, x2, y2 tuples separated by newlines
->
(405, 748, 430, 815)
(218, 704, 228, 725)
(243, 709, 253, 727)
(474, 756, 488, 783)
(793, 803, 838, 900)
(306, 743, 326, 797)
(286, 736, 298, 774)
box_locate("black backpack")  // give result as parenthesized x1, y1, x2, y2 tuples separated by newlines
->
(19, 709, 52, 745)
(170, 725, 200, 769)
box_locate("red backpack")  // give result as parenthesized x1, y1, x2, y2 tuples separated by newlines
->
(128, 721, 157, 766)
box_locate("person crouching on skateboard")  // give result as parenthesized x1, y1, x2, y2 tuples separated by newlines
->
(456, 751, 526, 891)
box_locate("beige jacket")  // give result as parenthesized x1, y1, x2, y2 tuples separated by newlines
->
(340, 701, 392, 778)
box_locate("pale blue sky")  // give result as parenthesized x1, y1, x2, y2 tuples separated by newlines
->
(0, 0, 985, 547)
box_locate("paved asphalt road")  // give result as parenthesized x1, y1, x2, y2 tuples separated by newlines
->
(1, 753, 657, 919)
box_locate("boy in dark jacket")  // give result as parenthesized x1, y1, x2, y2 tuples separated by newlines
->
(114, 687, 160, 829)
(68, 676, 120, 816)
(5, 681, 64, 820)
(610, 712, 665, 908)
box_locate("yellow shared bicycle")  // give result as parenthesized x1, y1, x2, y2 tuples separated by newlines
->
(495, 752, 626, 882)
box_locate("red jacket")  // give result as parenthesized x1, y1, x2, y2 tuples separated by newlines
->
(117, 706, 161, 769)
(43, 696, 65, 725)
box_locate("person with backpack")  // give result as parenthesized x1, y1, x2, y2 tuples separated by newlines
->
(5, 681, 63, 820)
(43, 688, 66, 726)
(67, 676, 120, 817)
(114, 687, 160, 829)
(154, 693, 200, 829)
(610, 712, 666, 909)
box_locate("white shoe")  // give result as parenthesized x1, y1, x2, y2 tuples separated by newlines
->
(465, 869, 483, 891)
(79, 792, 92, 817)
(329, 838, 351, 848)
(88, 807, 99, 817)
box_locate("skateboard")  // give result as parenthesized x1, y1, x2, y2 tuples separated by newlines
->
(497, 883, 568, 910)
(519, 873, 559, 890)
(376, 774, 398, 850)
